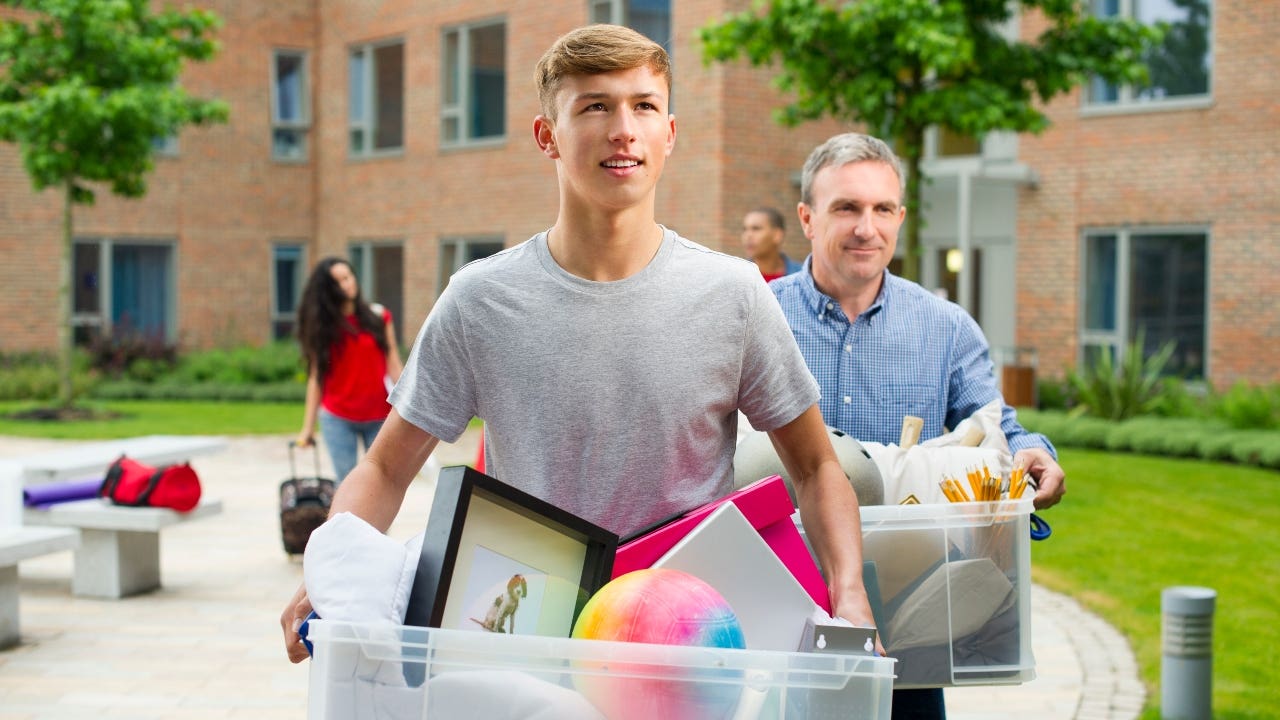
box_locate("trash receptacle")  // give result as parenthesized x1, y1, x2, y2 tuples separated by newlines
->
(994, 347, 1037, 408)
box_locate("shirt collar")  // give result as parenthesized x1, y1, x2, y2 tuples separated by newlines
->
(797, 257, 891, 321)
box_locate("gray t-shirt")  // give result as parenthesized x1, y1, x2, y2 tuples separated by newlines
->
(391, 227, 819, 536)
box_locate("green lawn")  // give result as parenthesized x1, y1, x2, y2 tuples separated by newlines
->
(0, 400, 301, 438)
(1035, 449, 1279, 719)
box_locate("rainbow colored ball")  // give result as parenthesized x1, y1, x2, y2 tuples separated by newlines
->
(571, 568, 746, 720)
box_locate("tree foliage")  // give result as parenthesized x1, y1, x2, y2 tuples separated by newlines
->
(0, 0, 229, 407)
(0, 0, 228, 203)
(701, 0, 1161, 281)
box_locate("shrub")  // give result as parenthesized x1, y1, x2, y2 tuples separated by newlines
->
(1213, 381, 1280, 430)
(0, 352, 98, 401)
(86, 332, 179, 379)
(1066, 332, 1174, 421)
(1149, 378, 1210, 419)
(1036, 378, 1070, 411)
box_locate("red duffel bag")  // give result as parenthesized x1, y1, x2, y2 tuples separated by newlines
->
(100, 455, 202, 512)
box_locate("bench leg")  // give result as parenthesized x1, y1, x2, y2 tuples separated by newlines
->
(1, 565, 19, 648)
(72, 529, 161, 599)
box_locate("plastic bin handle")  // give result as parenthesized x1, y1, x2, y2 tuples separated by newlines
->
(1030, 513, 1052, 541)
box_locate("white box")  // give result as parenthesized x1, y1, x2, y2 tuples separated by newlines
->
(797, 499, 1035, 688)
(307, 619, 896, 719)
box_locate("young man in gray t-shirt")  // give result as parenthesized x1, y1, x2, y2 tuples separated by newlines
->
(281, 24, 877, 662)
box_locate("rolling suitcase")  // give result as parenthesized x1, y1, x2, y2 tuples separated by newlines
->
(280, 442, 336, 555)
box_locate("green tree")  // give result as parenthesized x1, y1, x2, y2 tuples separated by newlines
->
(0, 0, 229, 409)
(701, 0, 1161, 281)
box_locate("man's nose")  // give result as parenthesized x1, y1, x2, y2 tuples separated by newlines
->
(608, 108, 638, 143)
(853, 210, 875, 238)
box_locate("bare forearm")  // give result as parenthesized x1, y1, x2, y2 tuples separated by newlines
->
(795, 462, 871, 622)
(327, 410, 439, 532)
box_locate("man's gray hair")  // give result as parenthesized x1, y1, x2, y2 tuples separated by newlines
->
(800, 133, 905, 206)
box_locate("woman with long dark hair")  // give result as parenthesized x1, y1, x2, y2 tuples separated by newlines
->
(295, 257, 403, 483)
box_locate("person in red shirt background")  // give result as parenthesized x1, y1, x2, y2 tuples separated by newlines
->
(741, 207, 803, 283)
(295, 257, 403, 484)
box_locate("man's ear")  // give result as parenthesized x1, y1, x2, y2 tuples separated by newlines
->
(664, 114, 677, 156)
(533, 115, 558, 159)
(797, 202, 813, 239)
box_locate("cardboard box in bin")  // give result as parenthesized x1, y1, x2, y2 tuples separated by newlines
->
(306, 620, 896, 719)
(796, 498, 1035, 688)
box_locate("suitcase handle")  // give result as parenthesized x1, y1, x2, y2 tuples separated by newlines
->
(287, 440, 322, 479)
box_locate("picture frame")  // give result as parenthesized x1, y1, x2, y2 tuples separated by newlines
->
(404, 465, 619, 638)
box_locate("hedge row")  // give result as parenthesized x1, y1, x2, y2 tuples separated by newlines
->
(91, 380, 305, 403)
(1018, 409, 1280, 470)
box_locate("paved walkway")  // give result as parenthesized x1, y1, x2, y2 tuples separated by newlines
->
(0, 432, 1145, 719)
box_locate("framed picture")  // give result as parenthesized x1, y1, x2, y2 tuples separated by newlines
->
(405, 465, 619, 638)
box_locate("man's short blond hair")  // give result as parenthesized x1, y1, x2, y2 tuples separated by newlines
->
(535, 24, 672, 120)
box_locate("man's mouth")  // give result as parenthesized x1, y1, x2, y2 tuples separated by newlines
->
(602, 158, 641, 168)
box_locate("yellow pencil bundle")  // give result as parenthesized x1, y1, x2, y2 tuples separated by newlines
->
(938, 463, 1029, 503)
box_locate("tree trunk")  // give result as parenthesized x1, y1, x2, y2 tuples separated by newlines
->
(899, 128, 926, 283)
(57, 180, 74, 408)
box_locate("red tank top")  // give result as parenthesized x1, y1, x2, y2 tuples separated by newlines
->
(320, 308, 392, 422)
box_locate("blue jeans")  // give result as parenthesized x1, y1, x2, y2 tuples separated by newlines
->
(892, 688, 946, 720)
(318, 408, 384, 484)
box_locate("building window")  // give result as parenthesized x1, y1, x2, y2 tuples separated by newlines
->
(151, 135, 179, 157)
(72, 239, 175, 344)
(349, 241, 404, 344)
(1087, 0, 1212, 107)
(442, 20, 506, 146)
(438, 237, 504, 295)
(590, 0, 671, 56)
(272, 50, 310, 161)
(271, 244, 305, 340)
(1080, 229, 1207, 378)
(349, 40, 405, 156)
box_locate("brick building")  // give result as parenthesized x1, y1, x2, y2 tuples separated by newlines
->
(1, 0, 1274, 389)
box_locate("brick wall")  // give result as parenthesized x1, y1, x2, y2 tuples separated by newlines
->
(1017, 0, 1278, 386)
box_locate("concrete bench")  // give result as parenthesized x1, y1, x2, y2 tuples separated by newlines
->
(24, 498, 223, 599)
(0, 526, 80, 648)
(12, 434, 229, 486)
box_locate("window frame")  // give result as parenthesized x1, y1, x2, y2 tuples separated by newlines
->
(1078, 225, 1211, 378)
(348, 38, 406, 158)
(588, 0, 672, 56)
(437, 236, 505, 296)
(271, 49, 311, 162)
(71, 237, 178, 344)
(270, 242, 307, 340)
(440, 18, 508, 150)
(1081, 0, 1214, 116)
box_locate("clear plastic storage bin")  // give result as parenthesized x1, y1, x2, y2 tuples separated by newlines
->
(307, 619, 896, 719)
(798, 499, 1035, 688)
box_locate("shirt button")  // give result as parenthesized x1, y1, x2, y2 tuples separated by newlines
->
(843, 396, 852, 404)
(826, 302, 834, 310)
(844, 344, 852, 353)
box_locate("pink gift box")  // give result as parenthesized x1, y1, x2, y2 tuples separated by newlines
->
(613, 475, 831, 613)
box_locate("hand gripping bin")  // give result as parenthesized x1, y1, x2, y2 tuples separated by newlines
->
(306, 619, 896, 720)
(797, 499, 1035, 688)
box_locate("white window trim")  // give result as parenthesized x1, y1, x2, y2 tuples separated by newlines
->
(441, 18, 507, 149)
(349, 39, 406, 158)
(271, 49, 311, 162)
(1081, 0, 1214, 114)
(1077, 225, 1211, 376)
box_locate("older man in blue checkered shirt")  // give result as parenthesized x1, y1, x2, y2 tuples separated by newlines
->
(770, 133, 1065, 720)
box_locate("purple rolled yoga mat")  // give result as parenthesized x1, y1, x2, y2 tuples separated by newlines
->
(23, 477, 104, 508)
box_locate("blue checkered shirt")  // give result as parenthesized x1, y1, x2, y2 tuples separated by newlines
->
(769, 259, 1055, 455)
